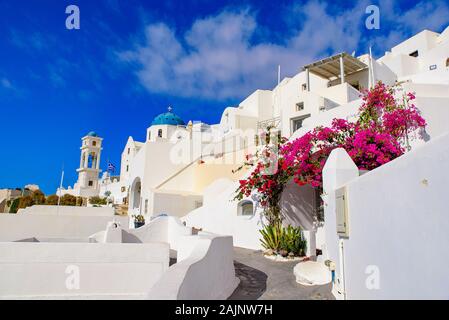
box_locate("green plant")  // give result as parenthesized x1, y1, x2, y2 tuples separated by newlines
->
(260, 223, 282, 251)
(60, 194, 77, 206)
(260, 223, 307, 257)
(45, 194, 59, 205)
(89, 196, 107, 206)
(31, 190, 46, 205)
(282, 225, 307, 256)
(9, 198, 19, 214)
(18, 195, 34, 209)
(132, 214, 145, 223)
(76, 197, 84, 206)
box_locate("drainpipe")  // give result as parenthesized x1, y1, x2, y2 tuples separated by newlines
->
(338, 239, 347, 299)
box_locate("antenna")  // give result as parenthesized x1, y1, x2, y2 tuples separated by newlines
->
(277, 65, 281, 85)
(57, 163, 64, 209)
(369, 45, 375, 88)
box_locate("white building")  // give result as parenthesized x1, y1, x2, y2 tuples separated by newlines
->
(182, 26, 449, 251)
(2, 26, 449, 300)
(56, 26, 449, 254)
(57, 131, 103, 198)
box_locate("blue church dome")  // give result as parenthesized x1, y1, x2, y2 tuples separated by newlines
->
(151, 107, 185, 126)
(87, 131, 98, 137)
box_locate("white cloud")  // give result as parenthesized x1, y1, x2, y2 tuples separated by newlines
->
(390, 0, 449, 33)
(370, 0, 449, 53)
(9, 29, 53, 52)
(119, 0, 448, 100)
(1, 78, 13, 89)
(0, 77, 22, 96)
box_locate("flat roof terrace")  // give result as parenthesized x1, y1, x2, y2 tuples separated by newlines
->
(302, 52, 368, 91)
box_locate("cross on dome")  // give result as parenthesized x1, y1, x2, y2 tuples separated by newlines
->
(151, 106, 185, 126)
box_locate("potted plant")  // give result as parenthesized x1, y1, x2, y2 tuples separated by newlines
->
(132, 214, 145, 228)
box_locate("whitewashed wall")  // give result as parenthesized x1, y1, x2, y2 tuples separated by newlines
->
(17, 205, 114, 216)
(0, 214, 128, 242)
(122, 216, 239, 300)
(150, 191, 202, 218)
(0, 242, 169, 299)
(324, 133, 449, 299)
(182, 179, 265, 250)
(147, 233, 239, 300)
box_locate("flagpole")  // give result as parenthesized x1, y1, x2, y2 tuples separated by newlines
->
(278, 65, 281, 85)
(106, 158, 109, 196)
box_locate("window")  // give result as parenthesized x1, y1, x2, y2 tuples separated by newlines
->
(295, 102, 304, 112)
(158, 129, 163, 138)
(291, 114, 311, 133)
(88, 152, 96, 168)
(127, 148, 130, 154)
(409, 50, 419, 57)
(301, 83, 307, 91)
(126, 165, 129, 172)
(292, 119, 303, 132)
(121, 186, 126, 192)
(88, 181, 93, 187)
(238, 200, 253, 216)
(148, 131, 151, 140)
(429, 64, 437, 71)
(92, 141, 96, 146)
(144, 199, 148, 214)
(446, 58, 449, 67)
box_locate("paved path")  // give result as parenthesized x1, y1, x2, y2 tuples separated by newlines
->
(228, 247, 334, 300)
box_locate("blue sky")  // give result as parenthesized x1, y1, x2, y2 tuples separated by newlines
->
(0, 0, 448, 194)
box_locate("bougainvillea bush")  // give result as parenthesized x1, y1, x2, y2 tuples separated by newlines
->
(234, 82, 427, 226)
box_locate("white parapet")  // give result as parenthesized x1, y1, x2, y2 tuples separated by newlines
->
(0, 242, 169, 299)
(147, 232, 240, 300)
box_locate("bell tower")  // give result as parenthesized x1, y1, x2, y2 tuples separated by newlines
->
(76, 131, 103, 191)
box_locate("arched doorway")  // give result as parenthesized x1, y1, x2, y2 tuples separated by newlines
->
(130, 177, 142, 214)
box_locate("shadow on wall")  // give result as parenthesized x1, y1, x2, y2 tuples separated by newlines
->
(121, 230, 142, 243)
(280, 181, 316, 231)
(228, 261, 268, 300)
(421, 129, 431, 142)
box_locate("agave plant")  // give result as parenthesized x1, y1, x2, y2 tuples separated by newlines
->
(282, 225, 307, 256)
(259, 223, 282, 252)
(260, 223, 307, 256)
